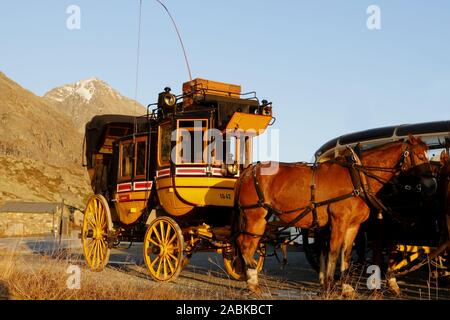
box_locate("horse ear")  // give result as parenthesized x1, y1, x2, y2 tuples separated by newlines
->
(441, 150, 449, 165)
(408, 134, 418, 145)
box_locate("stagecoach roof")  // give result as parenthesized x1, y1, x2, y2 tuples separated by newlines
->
(86, 113, 148, 141)
(85, 114, 148, 132)
(315, 120, 450, 160)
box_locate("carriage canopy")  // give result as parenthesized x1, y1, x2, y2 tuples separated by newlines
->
(315, 120, 450, 162)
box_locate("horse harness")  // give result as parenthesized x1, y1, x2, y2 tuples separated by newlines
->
(237, 143, 415, 239)
(237, 162, 361, 239)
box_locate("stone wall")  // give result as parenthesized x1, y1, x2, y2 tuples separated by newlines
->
(0, 212, 60, 237)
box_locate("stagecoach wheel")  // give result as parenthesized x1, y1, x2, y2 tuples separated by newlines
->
(222, 243, 266, 281)
(143, 216, 184, 282)
(82, 195, 112, 272)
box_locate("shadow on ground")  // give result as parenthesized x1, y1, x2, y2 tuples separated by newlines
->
(0, 280, 10, 300)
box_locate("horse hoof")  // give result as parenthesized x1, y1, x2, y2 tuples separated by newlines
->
(248, 283, 262, 295)
(341, 284, 356, 298)
(388, 278, 401, 296)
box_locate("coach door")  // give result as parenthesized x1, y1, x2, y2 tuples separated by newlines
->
(114, 135, 152, 225)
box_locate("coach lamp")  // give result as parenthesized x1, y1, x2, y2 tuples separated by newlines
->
(258, 100, 272, 117)
(158, 87, 177, 109)
(221, 153, 238, 176)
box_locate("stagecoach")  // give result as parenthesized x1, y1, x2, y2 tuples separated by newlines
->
(81, 79, 273, 281)
(308, 120, 450, 279)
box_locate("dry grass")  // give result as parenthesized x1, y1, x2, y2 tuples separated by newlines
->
(1, 244, 448, 300)
(0, 249, 242, 300)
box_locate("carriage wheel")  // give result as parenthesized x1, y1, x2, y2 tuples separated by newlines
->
(82, 195, 112, 272)
(143, 216, 184, 282)
(222, 243, 266, 281)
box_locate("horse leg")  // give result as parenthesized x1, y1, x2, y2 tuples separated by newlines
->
(280, 242, 288, 270)
(319, 250, 327, 287)
(235, 208, 267, 294)
(340, 225, 360, 297)
(324, 225, 344, 293)
(236, 233, 263, 293)
(317, 228, 329, 287)
(386, 247, 401, 296)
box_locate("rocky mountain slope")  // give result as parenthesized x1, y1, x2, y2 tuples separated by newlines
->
(0, 72, 82, 167)
(0, 72, 144, 208)
(44, 78, 145, 133)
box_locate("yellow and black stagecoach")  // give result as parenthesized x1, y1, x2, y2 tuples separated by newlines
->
(81, 79, 273, 281)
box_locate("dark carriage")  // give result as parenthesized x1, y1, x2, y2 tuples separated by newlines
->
(307, 120, 450, 278)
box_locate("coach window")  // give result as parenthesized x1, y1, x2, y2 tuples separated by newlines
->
(135, 138, 147, 178)
(176, 119, 208, 164)
(120, 141, 134, 181)
(158, 123, 172, 167)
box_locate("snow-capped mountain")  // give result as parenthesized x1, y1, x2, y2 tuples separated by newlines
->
(44, 78, 146, 132)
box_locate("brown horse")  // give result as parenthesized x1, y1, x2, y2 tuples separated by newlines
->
(234, 135, 435, 295)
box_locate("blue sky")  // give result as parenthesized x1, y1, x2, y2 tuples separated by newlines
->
(1, 1, 449, 161)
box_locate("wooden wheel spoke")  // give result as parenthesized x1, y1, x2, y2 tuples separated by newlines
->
(95, 200, 102, 226)
(88, 239, 97, 260)
(167, 234, 177, 246)
(165, 223, 172, 243)
(87, 214, 96, 230)
(99, 239, 107, 254)
(98, 204, 105, 227)
(93, 198, 98, 218)
(147, 236, 159, 247)
(101, 218, 107, 230)
(166, 255, 175, 274)
(95, 240, 101, 266)
(167, 251, 178, 263)
(150, 255, 160, 269)
(151, 225, 162, 243)
(163, 257, 168, 279)
(101, 206, 107, 228)
(159, 221, 166, 244)
(156, 257, 163, 278)
(90, 202, 97, 226)
(92, 240, 99, 263)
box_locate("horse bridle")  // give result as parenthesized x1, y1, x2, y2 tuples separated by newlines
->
(346, 140, 434, 218)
